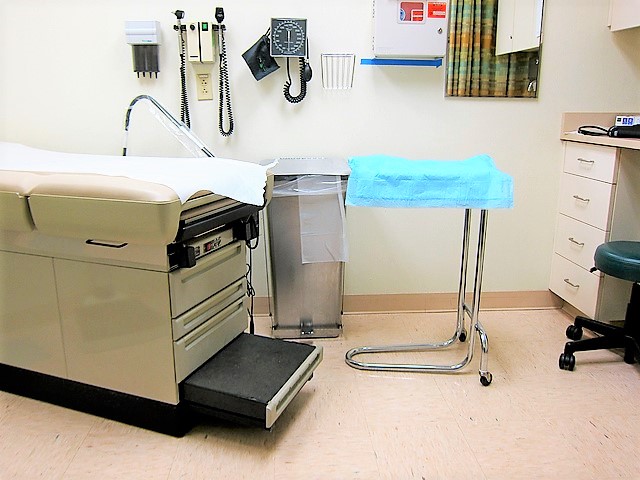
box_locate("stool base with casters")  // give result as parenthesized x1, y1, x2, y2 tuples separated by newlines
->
(346, 209, 493, 386)
(559, 241, 640, 371)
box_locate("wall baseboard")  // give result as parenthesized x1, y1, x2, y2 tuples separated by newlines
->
(252, 290, 562, 316)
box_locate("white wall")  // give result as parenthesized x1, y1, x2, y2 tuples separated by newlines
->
(1, 0, 639, 298)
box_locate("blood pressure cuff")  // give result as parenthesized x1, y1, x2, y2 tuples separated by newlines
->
(242, 32, 279, 81)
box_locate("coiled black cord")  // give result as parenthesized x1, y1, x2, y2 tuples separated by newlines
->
(245, 236, 259, 334)
(178, 31, 190, 128)
(284, 57, 308, 104)
(577, 125, 612, 136)
(218, 25, 234, 136)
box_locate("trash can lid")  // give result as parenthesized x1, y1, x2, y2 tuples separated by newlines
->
(264, 157, 350, 176)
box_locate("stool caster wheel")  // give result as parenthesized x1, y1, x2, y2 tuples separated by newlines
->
(565, 325, 583, 341)
(479, 372, 492, 386)
(559, 353, 575, 371)
(624, 350, 636, 365)
(459, 329, 467, 342)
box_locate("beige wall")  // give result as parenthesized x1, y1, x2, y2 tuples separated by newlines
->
(1, 0, 639, 298)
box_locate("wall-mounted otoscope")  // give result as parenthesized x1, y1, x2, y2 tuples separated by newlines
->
(213, 7, 234, 136)
(173, 10, 191, 128)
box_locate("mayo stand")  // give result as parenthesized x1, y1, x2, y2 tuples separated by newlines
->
(344, 155, 513, 385)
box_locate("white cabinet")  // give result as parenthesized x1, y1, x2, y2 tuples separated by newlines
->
(549, 141, 640, 320)
(496, 0, 543, 55)
(609, 0, 640, 32)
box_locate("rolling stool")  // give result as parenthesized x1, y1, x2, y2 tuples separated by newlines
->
(559, 241, 640, 371)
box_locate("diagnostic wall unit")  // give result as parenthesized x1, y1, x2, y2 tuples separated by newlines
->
(187, 21, 216, 63)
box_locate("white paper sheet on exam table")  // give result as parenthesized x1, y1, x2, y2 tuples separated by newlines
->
(0, 142, 275, 206)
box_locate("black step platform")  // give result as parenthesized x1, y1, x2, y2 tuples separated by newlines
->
(182, 333, 322, 428)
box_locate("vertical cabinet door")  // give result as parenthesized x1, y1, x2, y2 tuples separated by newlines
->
(0, 251, 66, 377)
(609, 0, 640, 31)
(55, 259, 178, 404)
(496, 0, 543, 55)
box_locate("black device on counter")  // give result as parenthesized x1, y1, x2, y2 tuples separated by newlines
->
(578, 124, 640, 139)
(609, 124, 640, 139)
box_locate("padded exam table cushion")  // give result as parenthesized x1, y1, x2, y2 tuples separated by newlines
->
(0, 171, 45, 232)
(28, 173, 183, 245)
(346, 154, 513, 209)
(0, 141, 273, 245)
(0, 170, 182, 244)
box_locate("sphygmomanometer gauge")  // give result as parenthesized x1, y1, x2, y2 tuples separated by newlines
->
(270, 18, 307, 57)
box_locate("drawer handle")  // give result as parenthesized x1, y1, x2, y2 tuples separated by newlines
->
(563, 278, 580, 289)
(576, 157, 595, 165)
(86, 239, 128, 248)
(568, 237, 585, 247)
(572, 195, 590, 203)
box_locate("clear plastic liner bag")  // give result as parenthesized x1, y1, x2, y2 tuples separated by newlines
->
(272, 174, 346, 197)
(295, 175, 349, 264)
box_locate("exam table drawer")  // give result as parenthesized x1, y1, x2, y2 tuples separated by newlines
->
(563, 142, 619, 183)
(172, 278, 246, 340)
(553, 214, 606, 271)
(557, 173, 615, 231)
(549, 253, 600, 319)
(169, 240, 246, 318)
(173, 297, 247, 383)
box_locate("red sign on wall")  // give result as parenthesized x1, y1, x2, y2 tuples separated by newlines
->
(427, 2, 447, 18)
(399, 2, 425, 23)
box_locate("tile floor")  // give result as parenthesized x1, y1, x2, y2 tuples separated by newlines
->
(1, 309, 639, 479)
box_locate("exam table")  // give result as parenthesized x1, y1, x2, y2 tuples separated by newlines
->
(0, 142, 322, 435)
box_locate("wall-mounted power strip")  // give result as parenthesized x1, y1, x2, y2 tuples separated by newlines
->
(615, 115, 640, 126)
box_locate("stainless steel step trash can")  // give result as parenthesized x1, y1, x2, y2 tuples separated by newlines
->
(266, 158, 350, 338)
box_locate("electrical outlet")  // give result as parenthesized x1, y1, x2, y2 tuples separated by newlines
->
(197, 73, 213, 101)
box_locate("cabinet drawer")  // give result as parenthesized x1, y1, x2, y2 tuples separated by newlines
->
(172, 278, 246, 340)
(564, 143, 618, 183)
(173, 297, 247, 383)
(170, 241, 245, 318)
(549, 254, 600, 318)
(553, 214, 607, 271)
(557, 173, 615, 230)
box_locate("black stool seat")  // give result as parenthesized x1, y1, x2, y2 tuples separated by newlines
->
(595, 241, 640, 282)
(559, 241, 640, 371)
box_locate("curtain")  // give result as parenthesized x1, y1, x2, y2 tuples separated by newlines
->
(446, 0, 538, 98)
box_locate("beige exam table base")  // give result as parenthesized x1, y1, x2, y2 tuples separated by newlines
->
(0, 167, 321, 435)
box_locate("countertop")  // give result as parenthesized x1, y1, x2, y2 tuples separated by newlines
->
(561, 112, 640, 150)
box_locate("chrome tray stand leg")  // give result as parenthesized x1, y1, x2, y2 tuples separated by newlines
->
(345, 209, 493, 386)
